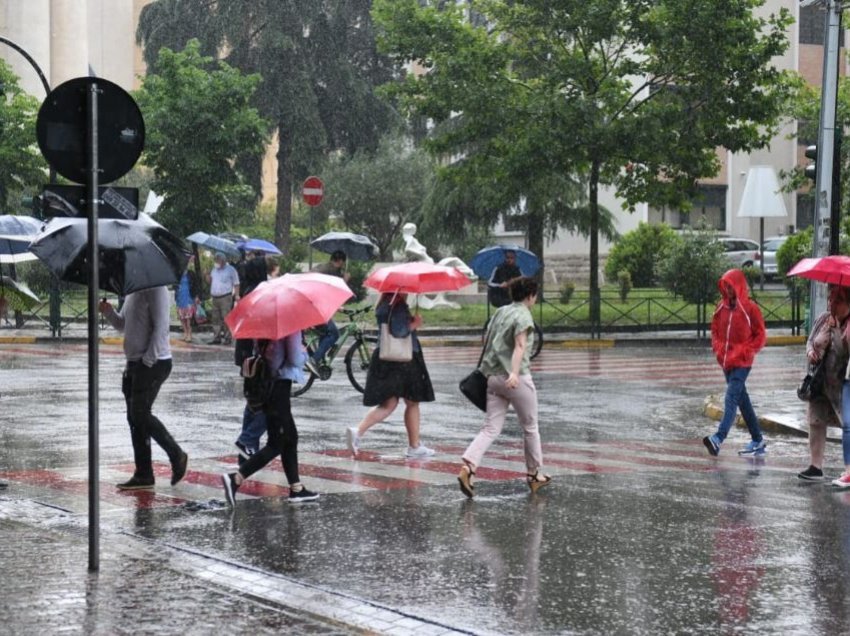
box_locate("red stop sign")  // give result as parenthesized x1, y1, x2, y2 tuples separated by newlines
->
(302, 176, 324, 206)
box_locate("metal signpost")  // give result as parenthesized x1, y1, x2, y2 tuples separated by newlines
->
(303, 176, 324, 269)
(802, 0, 843, 320)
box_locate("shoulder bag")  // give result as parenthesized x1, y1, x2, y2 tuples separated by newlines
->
(378, 304, 413, 362)
(459, 330, 490, 412)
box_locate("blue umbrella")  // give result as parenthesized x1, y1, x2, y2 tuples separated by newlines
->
(235, 238, 282, 255)
(186, 231, 241, 258)
(469, 244, 540, 279)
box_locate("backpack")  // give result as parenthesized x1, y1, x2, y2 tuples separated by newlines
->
(242, 340, 274, 413)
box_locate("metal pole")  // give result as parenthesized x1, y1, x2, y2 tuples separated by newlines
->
(0, 37, 60, 335)
(86, 81, 100, 572)
(808, 0, 842, 321)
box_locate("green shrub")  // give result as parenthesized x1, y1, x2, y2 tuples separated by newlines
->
(741, 265, 760, 289)
(658, 227, 726, 304)
(604, 222, 682, 287)
(777, 227, 812, 279)
(559, 280, 576, 304)
(617, 270, 632, 302)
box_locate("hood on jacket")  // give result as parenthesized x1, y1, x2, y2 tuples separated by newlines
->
(718, 269, 750, 305)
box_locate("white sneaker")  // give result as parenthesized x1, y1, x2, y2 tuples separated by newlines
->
(346, 427, 360, 456)
(405, 444, 435, 458)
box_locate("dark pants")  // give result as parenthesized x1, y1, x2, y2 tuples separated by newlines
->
(239, 380, 300, 485)
(122, 359, 182, 479)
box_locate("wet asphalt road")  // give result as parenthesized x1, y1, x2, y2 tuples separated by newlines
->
(2, 339, 850, 634)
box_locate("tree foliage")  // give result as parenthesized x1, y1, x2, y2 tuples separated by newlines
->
(137, 0, 403, 252)
(373, 0, 793, 325)
(659, 229, 727, 305)
(0, 60, 46, 210)
(604, 222, 682, 288)
(133, 40, 268, 237)
(321, 135, 434, 260)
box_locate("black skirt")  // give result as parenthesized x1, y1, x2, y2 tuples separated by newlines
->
(362, 348, 435, 406)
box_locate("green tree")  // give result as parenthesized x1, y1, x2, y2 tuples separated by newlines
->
(659, 229, 727, 305)
(321, 135, 435, 260)
(604, 222, 682, 288)
(0, 60, 46, 210)
(137, 0, 403, 252)
(373, 0, 792, 329)
(133, 40, 269, 237)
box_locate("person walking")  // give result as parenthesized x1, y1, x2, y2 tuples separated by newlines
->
(457, 277, 551, 498)
(175, 255, 201, 343)
(703, 268, 767, 457)
(233, 257, 280, 463)
(346, 292, 435, 458)
(308, 250, 351, 373)
(206, 252, 240, 345)
(798, 285, 850, 481)
(221, 330, 320, 505)
(99, 286, 188, 490)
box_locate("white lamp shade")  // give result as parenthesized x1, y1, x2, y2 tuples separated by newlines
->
(737, 165, 788, 218)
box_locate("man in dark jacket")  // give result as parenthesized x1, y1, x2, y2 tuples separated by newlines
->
(487, 250, 522, 307)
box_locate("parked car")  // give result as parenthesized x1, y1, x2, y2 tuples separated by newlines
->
(717, 237, 761, 269)
(760, 235, 789, 279)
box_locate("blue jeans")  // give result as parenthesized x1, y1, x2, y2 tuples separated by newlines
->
(237, 404, 266, 452)
(839, 382, 850, 465)
(715, 367, 763, 443)
(312, 319, 339, 362)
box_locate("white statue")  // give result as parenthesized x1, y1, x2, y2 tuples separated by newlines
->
(401, 223, 476, 310)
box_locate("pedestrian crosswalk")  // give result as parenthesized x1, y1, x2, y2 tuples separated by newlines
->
(424, 346, 802, 391)
(0, 438, 803, 514)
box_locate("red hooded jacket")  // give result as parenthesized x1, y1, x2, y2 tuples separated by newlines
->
(711, 269, 766, 370)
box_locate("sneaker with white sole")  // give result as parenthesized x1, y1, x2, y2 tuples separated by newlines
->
(289, 487, 320, 503)
(221, 472, 239, 507)
(346, 427, 360, 456)
(738, 439, 767, 457)
(798, 465, 825, 481)
(405, 444, 435, 458)
(702, 435, 720, 457)
(832, 473, 850, 489)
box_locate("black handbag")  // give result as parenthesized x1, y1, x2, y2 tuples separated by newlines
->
(797, 358, 827, 402)
(459, 331, 490, 412)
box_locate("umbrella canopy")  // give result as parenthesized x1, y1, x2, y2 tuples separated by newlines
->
(225, 272, 354, 340)
(468, 244, 540, 279)
(364, 262, 472, 294)
(235, 238, 282, 255)
(0, 215, 44, 264)
(787, 256, 850, 286)
(0, 276, 40, 312)
(311, 231, 378, 261)
(186, 231, 241, 258)
(29, 214, 189, 296)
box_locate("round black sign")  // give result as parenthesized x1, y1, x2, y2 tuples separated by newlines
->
(36, 77, 145, 185)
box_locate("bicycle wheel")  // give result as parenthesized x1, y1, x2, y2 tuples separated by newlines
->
(531, 322, 543, 359)
(345, 339, 371, 393)
(291, 342, 317, 397)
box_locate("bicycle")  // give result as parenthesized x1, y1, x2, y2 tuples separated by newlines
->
(291, 306, 375, 397)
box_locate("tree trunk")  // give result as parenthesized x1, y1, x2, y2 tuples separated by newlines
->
(275, 123, 293, 253)
(589, 159, 600, 337)
(527, 205, 545, 298)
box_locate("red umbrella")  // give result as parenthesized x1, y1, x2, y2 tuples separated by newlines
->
(787, 256, 850, 286)
(225, 272, 353, 340)
(364, 262, 472, 294)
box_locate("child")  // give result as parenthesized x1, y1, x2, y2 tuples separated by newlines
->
(703, 268, 767, 457)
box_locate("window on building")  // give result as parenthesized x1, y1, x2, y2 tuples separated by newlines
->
(799, 6, 844, 46)
(796, 193, 814, 230)
(647, 185, 727, 231)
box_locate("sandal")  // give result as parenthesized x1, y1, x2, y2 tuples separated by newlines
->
(457, 464, 475, 498)
(527, 471, 552, 494)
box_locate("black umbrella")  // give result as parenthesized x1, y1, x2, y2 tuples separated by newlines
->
(311, 231, 378, 261)
(29, 214, 189, 295)
(0, 215, 43, 264)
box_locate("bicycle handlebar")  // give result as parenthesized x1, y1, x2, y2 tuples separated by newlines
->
(339, 306, 372, 320)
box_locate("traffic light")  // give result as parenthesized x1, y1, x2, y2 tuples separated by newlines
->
(805, 144, 818, 181)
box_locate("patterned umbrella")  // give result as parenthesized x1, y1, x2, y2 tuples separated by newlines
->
(0, 276, 40, 312)
(0, 215, 43, 264)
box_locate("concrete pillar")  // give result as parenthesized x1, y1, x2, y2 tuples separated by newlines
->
(50, 0, 89, 86)
(88, 0, 134, 89)
(0, 0, 52, 98)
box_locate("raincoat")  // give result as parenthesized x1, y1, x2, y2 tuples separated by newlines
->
(710, 269, 766, 370)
